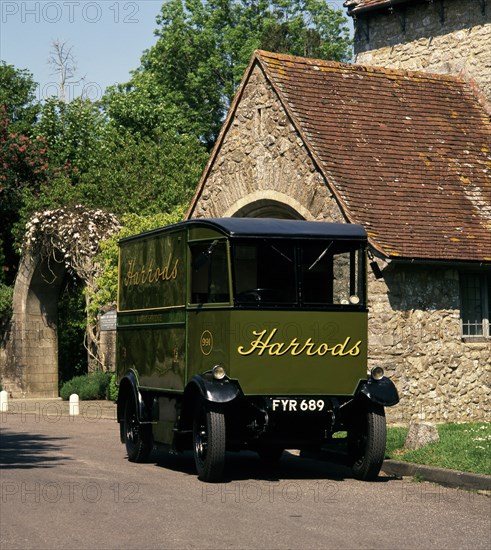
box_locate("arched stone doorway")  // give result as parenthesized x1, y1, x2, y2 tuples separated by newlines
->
(222, 191, 311, 220)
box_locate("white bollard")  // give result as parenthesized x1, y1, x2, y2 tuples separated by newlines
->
(69, 393, 80, 416)
(0, 390, 8, 412)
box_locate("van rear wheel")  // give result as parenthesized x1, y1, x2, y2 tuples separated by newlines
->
(123, 396, 153, 463)
(348, 401, 386, 481)
(193, 402, 226, 482)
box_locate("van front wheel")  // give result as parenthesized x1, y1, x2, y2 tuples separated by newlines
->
(348, 402, 386, 481)
(193, 402, 226, 482)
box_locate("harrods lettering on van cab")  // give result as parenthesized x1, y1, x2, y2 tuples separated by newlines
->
(237, 328, 362, 357)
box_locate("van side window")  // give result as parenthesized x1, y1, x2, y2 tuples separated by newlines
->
(190, 241, 230, 304)
(302, 242, 364, 306)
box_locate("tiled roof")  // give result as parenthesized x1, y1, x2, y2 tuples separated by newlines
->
(190, 50, 491, 263)
(344, 0, 413, 15)
(255, 51, 491, 262)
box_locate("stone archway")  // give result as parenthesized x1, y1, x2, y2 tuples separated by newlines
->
(1, 207, 120, 398)
(5, 253, 66, 397)
(222, 191, 312, 220)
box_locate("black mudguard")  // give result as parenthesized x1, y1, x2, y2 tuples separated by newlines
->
(358, 376, 399, 407)
(173, 375, 242, 449)
(117, 370, 153, 433)
(188, 374, 241, 404)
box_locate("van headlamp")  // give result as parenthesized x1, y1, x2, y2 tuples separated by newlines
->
(371, 367, 384, 381)
(212, 365, 227, 380)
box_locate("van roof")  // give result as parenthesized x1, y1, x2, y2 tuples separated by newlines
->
(120, 218, 367, 243)
(196, 218, 367, 239)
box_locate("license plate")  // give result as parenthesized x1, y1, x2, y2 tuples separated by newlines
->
(269, 398, 326, 413)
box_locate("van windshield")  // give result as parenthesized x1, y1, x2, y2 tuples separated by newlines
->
(232, 239, 365, 308)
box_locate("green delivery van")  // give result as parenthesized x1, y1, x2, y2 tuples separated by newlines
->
(116, 218, 399, 482)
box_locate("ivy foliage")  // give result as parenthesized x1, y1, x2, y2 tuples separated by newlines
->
(0, 283, 13, 321)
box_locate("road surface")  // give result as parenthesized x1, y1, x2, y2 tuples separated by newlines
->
(0, 412, 489, 549)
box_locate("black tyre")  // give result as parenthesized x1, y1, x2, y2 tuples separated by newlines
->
(348, 401, 386, 481)
(193, 402, 226, 482)
(123, 396, 153, 463)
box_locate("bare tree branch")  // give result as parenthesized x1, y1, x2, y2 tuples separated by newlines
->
(47, 39, 86, 101)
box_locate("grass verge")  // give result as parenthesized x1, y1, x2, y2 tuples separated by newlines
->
(385, 422, 491, 476)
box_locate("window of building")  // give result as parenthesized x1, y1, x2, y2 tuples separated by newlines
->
(460, 273, 491, 338)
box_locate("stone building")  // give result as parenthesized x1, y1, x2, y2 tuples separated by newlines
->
(345, 0, 491, 102)
(187, 50, 491, 422)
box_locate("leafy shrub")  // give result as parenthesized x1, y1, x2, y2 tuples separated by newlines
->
(60, 371, 111, 400)
(0, 283, 13, 320)
(59, 376, 82, 400)
(109, 374, 119, 402)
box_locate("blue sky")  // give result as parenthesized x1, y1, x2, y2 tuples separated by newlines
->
(0, 0, 352, 102)
(0, 1, 165, 101)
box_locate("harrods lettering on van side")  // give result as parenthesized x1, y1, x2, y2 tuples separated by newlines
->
(237, 328, 362, 357)
(123, 257, 179, 286)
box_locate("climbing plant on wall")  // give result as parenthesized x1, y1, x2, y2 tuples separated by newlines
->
(22, 205, 120, 369)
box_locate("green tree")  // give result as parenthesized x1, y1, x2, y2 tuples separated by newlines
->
(36, 97, 106, 178)
(78, 126, 207, 217)
(10, 98, 104, 253)
(0, 63, 45, 281)
(103, 72, 190, 138)
(123, 0, 351, 148)
(0, 105, 50, 282)
(0, 62, 39, 134)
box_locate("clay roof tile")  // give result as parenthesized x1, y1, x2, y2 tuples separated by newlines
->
(255, 50, 491, 262)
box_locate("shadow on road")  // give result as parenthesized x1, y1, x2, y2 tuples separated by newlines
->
(150, 447, 396, 484)
(0, 426, 72, 469)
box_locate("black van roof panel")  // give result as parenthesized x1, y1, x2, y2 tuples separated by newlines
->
(120, 218, 367, 243)
(194, 218, 367, 240)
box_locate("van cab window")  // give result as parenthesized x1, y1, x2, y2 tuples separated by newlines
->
(301, 242, 364, 306)
(190, 241, 230, 304)
(233, 240, 296, 304)
(233, 239, 365, 308)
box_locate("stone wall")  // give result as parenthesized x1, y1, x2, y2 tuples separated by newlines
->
(191, 62, 491, 424)
(353, 0, 491, 103)
(369, 262, 490, 424)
